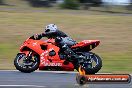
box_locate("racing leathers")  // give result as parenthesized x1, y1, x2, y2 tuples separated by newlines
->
(31, 30, 76, 60)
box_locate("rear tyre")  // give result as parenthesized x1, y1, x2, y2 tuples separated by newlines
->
(84, 52, 102, 74)
(76, 52, 102, 74)
(14, 53, 40, 73)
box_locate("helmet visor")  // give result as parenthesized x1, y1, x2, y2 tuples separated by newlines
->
(45, 29, 50, 32)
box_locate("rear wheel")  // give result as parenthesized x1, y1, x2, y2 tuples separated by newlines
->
(76, 52, 102, 74)
(14, 53, 40, 73)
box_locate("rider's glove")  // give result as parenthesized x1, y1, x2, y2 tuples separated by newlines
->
(33, 34, 40, 40)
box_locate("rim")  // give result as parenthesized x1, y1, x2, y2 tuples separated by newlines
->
(82, 54, 99, 69)
(16, 54, 38, 69)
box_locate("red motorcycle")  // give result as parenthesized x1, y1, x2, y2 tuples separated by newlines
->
(14, 36, 102, 74)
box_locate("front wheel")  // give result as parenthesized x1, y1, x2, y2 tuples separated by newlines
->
(14, 53, 40, 73)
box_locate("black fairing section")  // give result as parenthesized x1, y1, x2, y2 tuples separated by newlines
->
(40, 45, 47, 50)
(21, 47, 31, 51)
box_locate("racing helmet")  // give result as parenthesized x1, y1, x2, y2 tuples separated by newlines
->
(45, 24, 58, 34)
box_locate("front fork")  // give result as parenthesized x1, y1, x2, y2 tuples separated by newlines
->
(21, 51, 33, 61)
(27, 51, 32, 59)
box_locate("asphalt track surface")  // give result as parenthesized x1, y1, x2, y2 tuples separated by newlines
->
(0, 70, 131, 88)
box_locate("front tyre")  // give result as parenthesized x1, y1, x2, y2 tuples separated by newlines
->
(14, 53, 40, 73)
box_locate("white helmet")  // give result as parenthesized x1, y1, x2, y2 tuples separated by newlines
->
(45, 24, 58, 34)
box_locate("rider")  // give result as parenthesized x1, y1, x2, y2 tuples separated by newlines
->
(31, 24, 76, 60)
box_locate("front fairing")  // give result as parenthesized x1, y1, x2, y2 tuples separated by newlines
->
(20, 38, 47, 54)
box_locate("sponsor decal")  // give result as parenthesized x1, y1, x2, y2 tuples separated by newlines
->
(41, 50, 48, 57)
(40, 48, 54, 57)
(44, 62, 62, 66)
(40, 48, 62, 66)
(32, 42, 38, 46)
(40, 59, 62, 66)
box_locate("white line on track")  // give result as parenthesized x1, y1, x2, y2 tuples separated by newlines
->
(0, 85, 45, 87)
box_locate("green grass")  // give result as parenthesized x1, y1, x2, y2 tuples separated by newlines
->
(0, 0, 132, 73)
(100, 52, 132, 73)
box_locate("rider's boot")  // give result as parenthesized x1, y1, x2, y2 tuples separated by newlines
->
(61, 44, 78, 61)
(55, 37, 77, 61)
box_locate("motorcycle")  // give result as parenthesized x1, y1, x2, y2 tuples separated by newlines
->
(14, 36, 102, 74)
